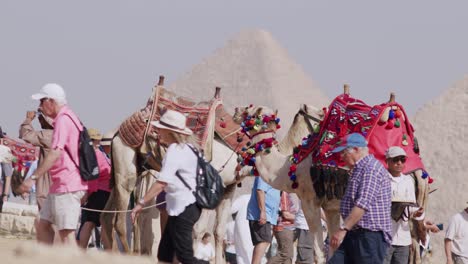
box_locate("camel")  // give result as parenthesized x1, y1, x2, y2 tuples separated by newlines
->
(100, 78, 243, 261)
(233, 90, 430, 264)
(101, 85, 321, 263)
(233, 105, 333, 264)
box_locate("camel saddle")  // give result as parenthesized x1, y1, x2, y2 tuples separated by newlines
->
(119, 85, 229, 160)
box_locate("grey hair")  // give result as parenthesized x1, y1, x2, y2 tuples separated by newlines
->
(53, 97, 67, 106)
(168, 130, 199, 149)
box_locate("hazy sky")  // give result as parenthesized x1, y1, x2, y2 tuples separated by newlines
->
(1, 1, 467, 136)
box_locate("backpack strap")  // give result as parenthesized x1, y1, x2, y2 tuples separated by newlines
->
(174, 144, 200, 191)
(175, 170, 192, 191)
(61, 113, 83, 170)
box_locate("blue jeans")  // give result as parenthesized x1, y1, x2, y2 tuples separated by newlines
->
(328, 229, 389, 264)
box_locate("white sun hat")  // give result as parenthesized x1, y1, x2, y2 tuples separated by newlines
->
(31, 83, 66, 101)
(151, 110, 193, 136)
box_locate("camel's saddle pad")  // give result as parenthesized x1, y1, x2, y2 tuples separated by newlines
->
(119, 86, 222, 160)
(0, 137, 39, 174)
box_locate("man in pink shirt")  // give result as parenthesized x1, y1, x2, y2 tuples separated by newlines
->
(18, 83, 88, 246)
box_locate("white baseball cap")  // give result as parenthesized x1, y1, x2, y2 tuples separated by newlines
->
(385, 146, 407, 159)
(32, 83, 66, 101)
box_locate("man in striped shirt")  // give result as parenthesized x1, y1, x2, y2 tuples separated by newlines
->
(328, 133, 392, 264)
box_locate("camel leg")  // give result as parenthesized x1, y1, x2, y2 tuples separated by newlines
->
(214, 184, 236, 264)
(301, 199, 325, 264)
(101, 190, 117, 251)
(323, 200, 341, 260)
(113, 182, 133, 252)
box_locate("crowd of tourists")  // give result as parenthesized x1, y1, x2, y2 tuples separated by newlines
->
(0, 83, 467, 264)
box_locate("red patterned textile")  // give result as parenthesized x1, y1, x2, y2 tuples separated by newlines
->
(298, 93, 425, 174)
(119, 86, 222, 159)
(0, 136, 38, 174)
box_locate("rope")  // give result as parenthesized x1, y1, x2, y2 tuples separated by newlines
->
(81, 201, 165, 213)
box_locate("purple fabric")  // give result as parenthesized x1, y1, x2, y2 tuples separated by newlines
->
(156, 191, 167, 210)
(340, 154, 393, 244)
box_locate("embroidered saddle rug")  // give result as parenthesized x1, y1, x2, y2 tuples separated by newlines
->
(119, 85, 223, 160)
(0, 137, 38, 174)
(294, 93, 427, 199)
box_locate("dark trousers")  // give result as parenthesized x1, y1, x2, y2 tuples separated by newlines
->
(157, 203, 201, 264)
(328, 229, 389, 264)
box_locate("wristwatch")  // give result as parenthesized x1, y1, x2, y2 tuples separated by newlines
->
(339, 223, 350, 232)
(31, 175, 38, 181)
(138, 198, 145, 206)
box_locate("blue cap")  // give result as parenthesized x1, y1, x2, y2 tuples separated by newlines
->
(331, 133, 368, 153)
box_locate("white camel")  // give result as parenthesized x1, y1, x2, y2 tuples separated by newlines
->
(234, 105, 333, 264)
(100, 84, 242, 262)
(233, 101, 430, 264)
(101, 100, 320, 263)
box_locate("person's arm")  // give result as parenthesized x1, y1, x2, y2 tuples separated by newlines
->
(131, 180, 167, 223)
(257, 189, 267, 224)
(18, 149, 60, 194)
(445, 238, 453, 264)
(1, 163, 13, 201)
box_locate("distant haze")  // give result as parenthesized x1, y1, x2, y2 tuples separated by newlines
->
(1, 1, 468, 137)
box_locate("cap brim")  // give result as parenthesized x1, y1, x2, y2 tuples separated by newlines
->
(151, 121, 193, 136)
(31, 93, 47, 100)
(331, 146, 347, 153)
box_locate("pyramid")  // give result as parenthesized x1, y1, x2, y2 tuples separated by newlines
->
(167, 29, 330, 137)
(411, 76, 468, 263)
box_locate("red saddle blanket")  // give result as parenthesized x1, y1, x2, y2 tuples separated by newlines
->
(119, 86, 222, 159)
(298, 93, 425, 174)
(0, 137, 38, 173)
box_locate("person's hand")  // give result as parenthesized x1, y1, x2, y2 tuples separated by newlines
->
(26, 111, 36, 121)
(330, 229, 347, 250)
(21, 192, 29, 200)
(259, 210, 267, 225)
(131, 204, 143, 224)
(81, 193, 89, 205)
(18, 178, 35, 194)
(414, 207, 424, 218)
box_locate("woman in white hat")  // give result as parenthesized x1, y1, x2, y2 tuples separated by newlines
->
(131, 109, 201, 264)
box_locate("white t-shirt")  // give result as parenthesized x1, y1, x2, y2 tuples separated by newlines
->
(445, 210, 468, 257)
(157, 143, 197, 216)
(389, 173, 423, 246)
(295, 199, 309, 230)
(225, 220, 236, 254)
(195, 242, 215, 261)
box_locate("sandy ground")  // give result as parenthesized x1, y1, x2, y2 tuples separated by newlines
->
(0, 236, 155, 264)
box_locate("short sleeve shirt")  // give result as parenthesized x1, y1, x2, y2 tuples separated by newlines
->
(157, 143, 197, 216)
(340, 154, 392, 244)
(49, 105, 88, 193)
(445, 210, 468, 257)
(247, 176, 281, 225)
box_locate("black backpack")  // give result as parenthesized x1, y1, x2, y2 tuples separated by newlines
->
(175, 145, 224, 209)
(64, 114, 100, 181)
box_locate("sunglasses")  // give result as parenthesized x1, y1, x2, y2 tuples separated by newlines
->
(40, 97, 50, 104)
(391, 156, 407, 163)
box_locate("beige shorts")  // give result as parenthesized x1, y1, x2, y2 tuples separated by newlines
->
(39, 191, 85, 230)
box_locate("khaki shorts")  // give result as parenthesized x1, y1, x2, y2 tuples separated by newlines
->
(40, 191, 85, 230)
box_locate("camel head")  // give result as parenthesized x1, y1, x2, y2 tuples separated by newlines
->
(233, 105, 280, 138)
